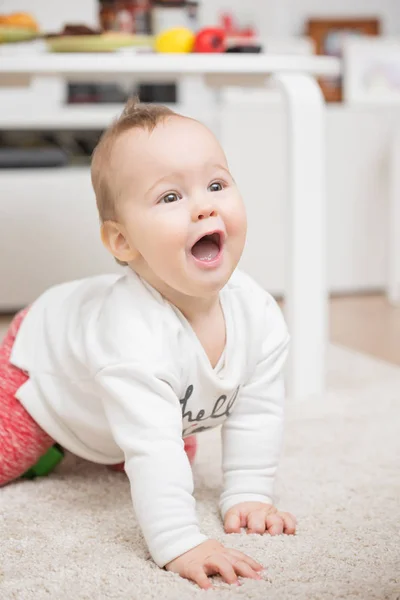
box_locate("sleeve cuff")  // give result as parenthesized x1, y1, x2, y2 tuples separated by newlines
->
(219, 494, 274, 519)
(152, 533, 208, 568)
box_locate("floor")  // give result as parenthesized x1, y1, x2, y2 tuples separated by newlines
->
(2, 345, 399, 599)
(329, 294, 400, 367)
(1, 294, 399, 366)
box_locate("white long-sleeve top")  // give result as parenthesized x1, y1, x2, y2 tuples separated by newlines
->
(10, 268, 289, 567)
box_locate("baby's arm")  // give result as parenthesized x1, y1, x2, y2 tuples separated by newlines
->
(219, 298, 293, 527)
(95, 363, 207, 568)
(95, 363, 263, 588)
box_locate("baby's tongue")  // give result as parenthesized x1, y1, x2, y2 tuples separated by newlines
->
(191, 237, 219, 261)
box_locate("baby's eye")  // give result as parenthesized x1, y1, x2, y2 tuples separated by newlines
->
(208, 181, 223, 192)
(160, 192, 180, 204)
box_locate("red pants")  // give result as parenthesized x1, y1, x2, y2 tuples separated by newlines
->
(0, 308, 197, 486)
(0, 308, 54, 485)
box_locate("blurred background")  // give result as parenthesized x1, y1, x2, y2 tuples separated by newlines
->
(0, 0, 399, 366)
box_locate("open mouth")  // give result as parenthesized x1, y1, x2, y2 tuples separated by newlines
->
(190, 232, 222, 262)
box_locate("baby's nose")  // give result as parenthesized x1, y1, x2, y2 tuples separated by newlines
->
(198, 208, 217, 220)
(192, 205, 218, 222)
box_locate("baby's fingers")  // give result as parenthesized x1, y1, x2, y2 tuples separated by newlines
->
(228, 548, 264, 572)
(247, 509, 267, 534)
(280, 511, 297, 535)
(227, 557, 263, 581)
(224, 511, 241, 533)
(188, 566, 213, 590)
(266, 513, 284, 535)
(205, 556, 239, 586)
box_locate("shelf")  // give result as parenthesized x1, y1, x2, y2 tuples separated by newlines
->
(0, 101, 208, 129)
(2, 98, 394, 131)
(0, 166, 90, 175)
(0, 53, 341, 79)
(0, 53, 341, 129)
(1, 104, 124, 129)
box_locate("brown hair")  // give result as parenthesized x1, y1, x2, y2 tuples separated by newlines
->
(91, 96, 176, 223)
(91, 97, 176, 266)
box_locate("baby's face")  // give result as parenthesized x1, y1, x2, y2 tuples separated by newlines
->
(110, 116, 247, 298)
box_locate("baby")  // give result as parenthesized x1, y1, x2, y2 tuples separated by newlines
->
(0, 98, 296, 589)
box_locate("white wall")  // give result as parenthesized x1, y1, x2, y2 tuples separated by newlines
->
(1, 0, 398, 37)
(200, 0, 400, 38)
(0, 0, 98, 30)
(259, 0, 399, 37)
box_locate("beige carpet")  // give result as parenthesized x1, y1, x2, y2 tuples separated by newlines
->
(1, 345, 399, 599)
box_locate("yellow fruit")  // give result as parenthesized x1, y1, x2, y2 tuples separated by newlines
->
(155, 27, 194, 53)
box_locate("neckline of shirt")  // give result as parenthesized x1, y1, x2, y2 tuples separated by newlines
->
(127, 270, 232, 380)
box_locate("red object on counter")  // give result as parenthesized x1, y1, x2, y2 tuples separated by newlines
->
(221, 13, 233, 34)
(220, 11, 256, 40)
(193, 27, 226, 53)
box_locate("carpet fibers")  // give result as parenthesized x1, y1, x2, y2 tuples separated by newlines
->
(1, 345, 399, 599)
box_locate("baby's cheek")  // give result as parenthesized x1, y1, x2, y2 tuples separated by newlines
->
(155, 218, 185, 248)
(158, 232, 188, 269)
(226, 201, 247, 240)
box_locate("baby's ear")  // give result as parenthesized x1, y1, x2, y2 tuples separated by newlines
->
(100, 221, 138, 264)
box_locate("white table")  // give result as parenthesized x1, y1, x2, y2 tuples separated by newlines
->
(0, 53, 340, 399)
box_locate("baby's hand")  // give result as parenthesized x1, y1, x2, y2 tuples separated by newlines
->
(164, 539, 264, 589)
(224, 502, 297, 535)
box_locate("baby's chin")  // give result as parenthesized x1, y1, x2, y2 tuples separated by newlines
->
(147, 272, 230, 304)
(164, 276, 228, 300)
(182, 267, 236, 298)
(133, 252, 237, 301)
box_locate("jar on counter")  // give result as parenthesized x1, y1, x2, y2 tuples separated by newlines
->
(99, 0, 152, 35)
(152, 1, 199, 35)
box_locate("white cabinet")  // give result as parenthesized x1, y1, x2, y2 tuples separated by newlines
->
(0, 168, 121, 310)
(223, 95, 393, 295)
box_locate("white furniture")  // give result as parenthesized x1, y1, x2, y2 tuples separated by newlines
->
(389, 127, 400, 305)
(343, 38, 400, 305)
(343, 37, 400, 105)
(0, 53, 340, 399)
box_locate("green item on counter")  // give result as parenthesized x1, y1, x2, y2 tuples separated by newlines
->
(21, 444, 65, 479)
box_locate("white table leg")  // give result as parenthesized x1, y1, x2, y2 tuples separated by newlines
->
(273, 73, 328, 398)
(388, 128, 400, 306)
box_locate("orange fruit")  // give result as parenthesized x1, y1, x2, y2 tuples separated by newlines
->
(0, 12, 39, 31)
